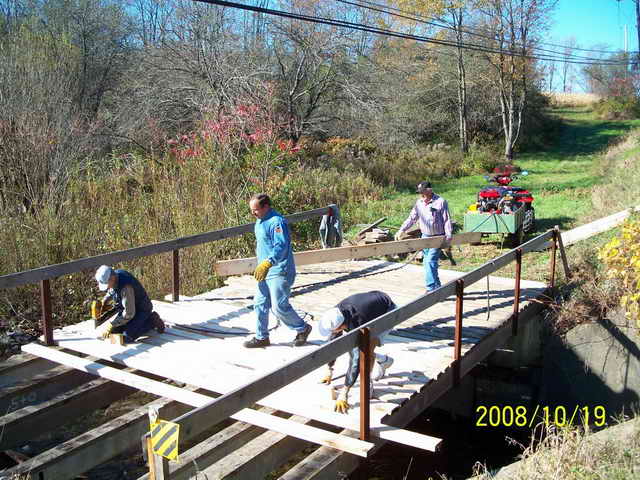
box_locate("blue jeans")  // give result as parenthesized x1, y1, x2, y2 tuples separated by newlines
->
(254, 271, 306, 340)
(422, 234, 441, 291)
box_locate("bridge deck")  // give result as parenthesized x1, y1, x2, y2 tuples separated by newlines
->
(46, 260, 545, 439)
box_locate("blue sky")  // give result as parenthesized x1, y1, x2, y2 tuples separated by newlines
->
(550, 0, 638, 52)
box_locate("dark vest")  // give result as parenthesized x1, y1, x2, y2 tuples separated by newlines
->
(112, 269, 153, 315)
(337, 291, 394, 331)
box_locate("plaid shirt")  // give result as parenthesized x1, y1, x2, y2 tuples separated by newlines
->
(399, 194, 452, 239)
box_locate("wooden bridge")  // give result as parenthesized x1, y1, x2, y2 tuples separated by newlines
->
(0, 205, 568, 480)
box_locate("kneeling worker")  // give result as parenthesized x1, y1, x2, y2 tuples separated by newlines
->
(318, 291, 396, 414)
(94, 265, 165, 343)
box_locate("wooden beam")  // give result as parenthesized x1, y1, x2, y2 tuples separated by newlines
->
(0, 366, 94, 415)
(215, 232, 483, 277)
(556, 229, 571, 280)
(4, 396, 192, 480)
(277, 430, 375, 480)
(0, 205, 335, 289)
(245, 388, 443, 452)
(199, 415, 318, 480)
(0, 353, 49, 378)
(21, 344, 374, 458)
(138, 408, 278, 480)
(0, 377, 136, 450)
(560, 208, 633, 247)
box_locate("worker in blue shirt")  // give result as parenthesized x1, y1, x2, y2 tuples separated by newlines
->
(244, 194, 312, 348)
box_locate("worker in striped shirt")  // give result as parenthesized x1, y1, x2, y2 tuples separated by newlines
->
(395, 181, 453, 292)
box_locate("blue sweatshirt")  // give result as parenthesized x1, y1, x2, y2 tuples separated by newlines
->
(255, 208, 295, 278)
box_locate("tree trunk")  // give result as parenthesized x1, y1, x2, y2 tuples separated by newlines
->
(453, 8, 469, 154)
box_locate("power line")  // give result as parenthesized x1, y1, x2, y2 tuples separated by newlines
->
(191, 0, 636, 66)
(340, 0, 639, 56)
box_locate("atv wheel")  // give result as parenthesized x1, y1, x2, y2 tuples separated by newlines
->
(523, 207, 535, 234)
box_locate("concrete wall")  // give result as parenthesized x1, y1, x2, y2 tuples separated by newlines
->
(434, 309, 640, 423)
(539, 310, 640, 420)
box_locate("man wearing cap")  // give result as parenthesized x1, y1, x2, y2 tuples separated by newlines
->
(243, 193, 312, 348)
(318, 291, 396, 414)
(395, 181, 453, 292)
(94, 265, 165, 343)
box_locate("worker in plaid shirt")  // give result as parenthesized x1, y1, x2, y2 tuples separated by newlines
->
(395, 181, 453, 292)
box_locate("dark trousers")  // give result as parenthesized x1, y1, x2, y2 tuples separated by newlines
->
(112, 311, 154, 341)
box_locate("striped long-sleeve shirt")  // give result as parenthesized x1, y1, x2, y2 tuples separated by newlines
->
(398, 194, 452, 239)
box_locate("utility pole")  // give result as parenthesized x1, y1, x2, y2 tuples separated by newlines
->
(618, 0, 640, 69)
(636, 0, 640, 69)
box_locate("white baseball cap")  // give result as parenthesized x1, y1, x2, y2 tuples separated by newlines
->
(318, 308, 345, 339)
(95, 265, 113, 291)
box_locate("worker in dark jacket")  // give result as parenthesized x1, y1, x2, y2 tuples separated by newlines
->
(318, 291, 396, 414)
(94, 265, 165, 343)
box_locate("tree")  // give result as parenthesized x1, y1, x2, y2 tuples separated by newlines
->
(479, 0, 557, 160)
(449, 3, 469, 152)
(390, 0, 472, 152)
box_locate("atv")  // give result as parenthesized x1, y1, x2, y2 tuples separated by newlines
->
(464, 165, 535, 246)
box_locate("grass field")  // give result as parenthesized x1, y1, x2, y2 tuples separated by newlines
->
(344, 107, 640, 282)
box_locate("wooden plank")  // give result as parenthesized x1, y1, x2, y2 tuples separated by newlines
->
(4, 396, 193, 480)
(277, 430, 372, 480)
(561, 208, 632, 247)
(0, 366, 94, 415)
(557, 229, 571, 280)
(199, 415, 317, 480)
(355, 217, 387, 240)
(52, 321, 444, 453)
(240, 393, 443, 453)
(0, 377, 135, 450)
(21, 344, 374, 457)
(0, 353, 51, 377)
(214, 232, 483, 277)
(138, 408, 278, 480)
(0, 205, 334, 289)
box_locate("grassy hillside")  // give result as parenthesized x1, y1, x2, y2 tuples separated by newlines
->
(346, 107, 640, 281)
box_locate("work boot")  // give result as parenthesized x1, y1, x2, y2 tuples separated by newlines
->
(293, 324, 312, 347)
(150, 312, 165, 334)
(244, 337, 270, 348)
(372, 355, 394, 381)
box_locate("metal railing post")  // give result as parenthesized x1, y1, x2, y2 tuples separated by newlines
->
(512, 249, 522, 337)
(172, 249, 180, 302)
(549, 228, 558, 288)
(40, 279, 54, 345)
(453, 279, 464, 386)
(359, 327, 371, 442)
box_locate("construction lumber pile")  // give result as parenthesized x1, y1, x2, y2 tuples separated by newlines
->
(359, 227, 392, 245)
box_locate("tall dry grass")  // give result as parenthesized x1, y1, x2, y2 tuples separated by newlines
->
(545, 92, 601, 107)
(473, 418, 640, 480)
(0, 148, 382, 338)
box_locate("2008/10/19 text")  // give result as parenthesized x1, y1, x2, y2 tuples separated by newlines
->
(475, 405, 607, 428)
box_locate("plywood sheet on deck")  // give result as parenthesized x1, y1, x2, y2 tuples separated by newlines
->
(46, 260, 545, 433)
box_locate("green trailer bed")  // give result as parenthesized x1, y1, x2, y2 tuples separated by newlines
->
(463, 204, 525, 235)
